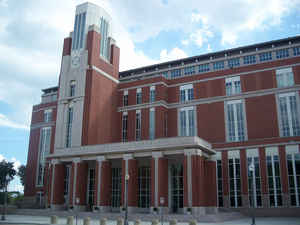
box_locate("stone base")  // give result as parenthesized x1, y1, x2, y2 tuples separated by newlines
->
(242, 195, 249, 207)
(190, 207, 218, 215)
(51, 204, 65, 210)
(93, 205, 111, 213)
(73, 205, 86, 211)
(150, 206, 169, 214)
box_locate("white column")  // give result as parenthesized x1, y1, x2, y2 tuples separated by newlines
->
(152, 151, 163, 207)
(72, 157, 81, 206)
(96, 156, 106, 206)
(50, 159, 59, 205)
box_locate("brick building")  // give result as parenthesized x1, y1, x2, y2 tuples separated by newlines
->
(24, 2, 300, 215)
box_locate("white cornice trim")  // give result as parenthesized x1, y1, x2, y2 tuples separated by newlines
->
(91, 65, 119, 84)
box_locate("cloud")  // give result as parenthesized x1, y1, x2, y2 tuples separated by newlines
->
(160, 47, 188, 62)
(0, 114, 29, 130)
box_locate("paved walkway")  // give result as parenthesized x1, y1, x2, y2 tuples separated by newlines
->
(0, 215, 300, 225)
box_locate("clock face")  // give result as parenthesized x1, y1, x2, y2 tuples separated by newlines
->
(71, 55, 80, 67)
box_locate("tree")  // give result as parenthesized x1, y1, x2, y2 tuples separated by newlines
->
(0, 160, 16, 190)
(17, 165, 26, 187)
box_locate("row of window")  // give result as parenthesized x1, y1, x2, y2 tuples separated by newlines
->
(160, 46, 300, 79)
(123, 67, 295, 107)
(217, 147, 300, 208)
(121, 91, 300, 142)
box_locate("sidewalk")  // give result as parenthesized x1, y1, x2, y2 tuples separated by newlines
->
(0, 215, 300, 225)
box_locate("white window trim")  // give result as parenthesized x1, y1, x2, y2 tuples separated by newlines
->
(177, 106, 197, 137)
(287, 152, 300, 206)
(228, 150, 241, 208)
(135, 110, 142, 140)
(150, 86, 156, 91)
(149, 107, 155, 140)
(124, 90, 128, 95)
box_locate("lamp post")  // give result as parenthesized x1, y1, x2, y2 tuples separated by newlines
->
(124, 174, 129, 225)
(249, 162, 256, 225)
(1, 174, 10, 221)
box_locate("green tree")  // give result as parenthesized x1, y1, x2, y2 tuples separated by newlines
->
(0, 160, 16, 190)
(17, 165, 26, 187)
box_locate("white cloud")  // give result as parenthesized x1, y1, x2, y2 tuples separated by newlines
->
(0, 114, 29, 130)
(190, 28, 214, 48)
(181, 39, 189, 46)
(207, 44, 212, 52)
(160, 47, 188, 62)
(0, 154, 4, 162)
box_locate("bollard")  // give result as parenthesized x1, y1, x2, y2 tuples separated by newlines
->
(152, 219, 159, 225)
(100, 218, 107, 225)
(50, 215, 58, 224)
(169, 219, 177, 225)
(134, 219, 141, 225)
(117, 218, 124, 225)
(84, 217, 91, 225)
(189, 220, 197, 225)
(67, 216, 74, 225)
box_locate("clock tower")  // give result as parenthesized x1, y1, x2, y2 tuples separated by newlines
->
(54, 2, 120, 150)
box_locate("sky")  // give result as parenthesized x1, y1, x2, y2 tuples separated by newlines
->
(0, 0, 300, 191)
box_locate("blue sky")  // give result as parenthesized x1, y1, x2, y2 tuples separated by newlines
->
(0, 0, 300, 191)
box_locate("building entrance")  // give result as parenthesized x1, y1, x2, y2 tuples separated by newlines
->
(63, 165, 71, 207)
(170, 164, 183, 213)
(111, 168, 122, 210)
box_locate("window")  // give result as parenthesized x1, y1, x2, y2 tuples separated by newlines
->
(150, 86, 155, 103)
(228, 151, 242, 207)
(259, 52, 272, 62)
(37, 127, 51, 186)
(149, 108, 155, 140)
(243, 55, 256, 65)
(100, 17, 109, 59)
(63, 165, 71, 201)
(247, 150, 262, 208)
(138, 167, 151, 208)
(213, 61, 224, 70)
(276, 48, 289, 59)
(287, 150, 300, 206)
(162, 71, 169, 79)
(226, 100, 246, 142)
(136, 88, 142, 104)
(65, 107, 73, 148)
(278, 92, 300, 137)
(111, 168, 122, 208)
(136, 110, 141, 141)
(123, 90, 128, 106)
(87, 168, 95, 206)
(70, 81, 76, 97)
(198, 63, 210, 73)
(184, 66, 195, 75)
(122, 112, 128, 142)
(226, 76, 241, 96)
(44, 109, 52, 123)
(217, 159, 223, 207)
(171, 69, 182, 78)
(293, 47, 300, 56)
(266, 149, 282, 207)
(179, 107, 195, 136)
(72, 12, 86, 50)
(228, 58, 240, 68)
(180, 84, 193, 102)
(276, 68, 294, 88)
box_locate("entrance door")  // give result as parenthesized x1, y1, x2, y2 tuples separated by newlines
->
(111, 168, 122, 210)
(63, 165, 71, 207)
(170, 164, 183, 213)
(87, 168, 95, 210)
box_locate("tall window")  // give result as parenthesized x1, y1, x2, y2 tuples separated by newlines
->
(171, 69, 182, 78)
(138, 167, 151, 208)
(150, 86, 155, 103)
(293, 47, 300, 56)
(287, 151, 300, 206)
(228, 58, 240, 68)
(266, 151, 282, 207)
(136, 88, 142, 104)
(278, 92, 300, 137)
(228, 151, 242, 207)
(226, 76, 241, 96)
(122, 112, 128, 142)
(149, 108, 155, 140)
(44, 109, 52, 123)
(111, 168, 122, 208)
(87, 168, 95, 206)
(276, 68, 294, 88)
(259, 52, 272, 62)
(100, 17, 110, 60)
(243, 55, 256, 65)
(217, 159, 224, 207)
(184, 66, 195, 75)
(247, 151, 262, 207)
(226, 100, 246, 142)
(72, 12, 86, 50)
(70, 81, 76, 97)
(213, 61, 224, 70)
(123, 91, 128, 106)
(179, 107, 195, 136)
(276, 48, 289, 59)
(63, 165, 71, 202)
(198, 63, 210, 73)
(136, 110, 141, 141)
(66, 107, 73, 148)
(180, 84, 193, 102)
(37, 127, 51, 186)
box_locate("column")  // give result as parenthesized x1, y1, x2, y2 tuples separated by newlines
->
(279, 145, 289, 207)
(50, 159, 65, 209)
(240, 150, 249, 207)
(75, 161, 88, 210)
(259, 147, 268, 207)
(122, 154, 138, 212)
(222, 151, 230, 208)
(94, 156, 105, 209)
(99, 160, 112, 211)
(69, 158, 80, 208)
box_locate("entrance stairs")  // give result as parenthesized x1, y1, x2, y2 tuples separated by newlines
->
(13, 209, 245, 223)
